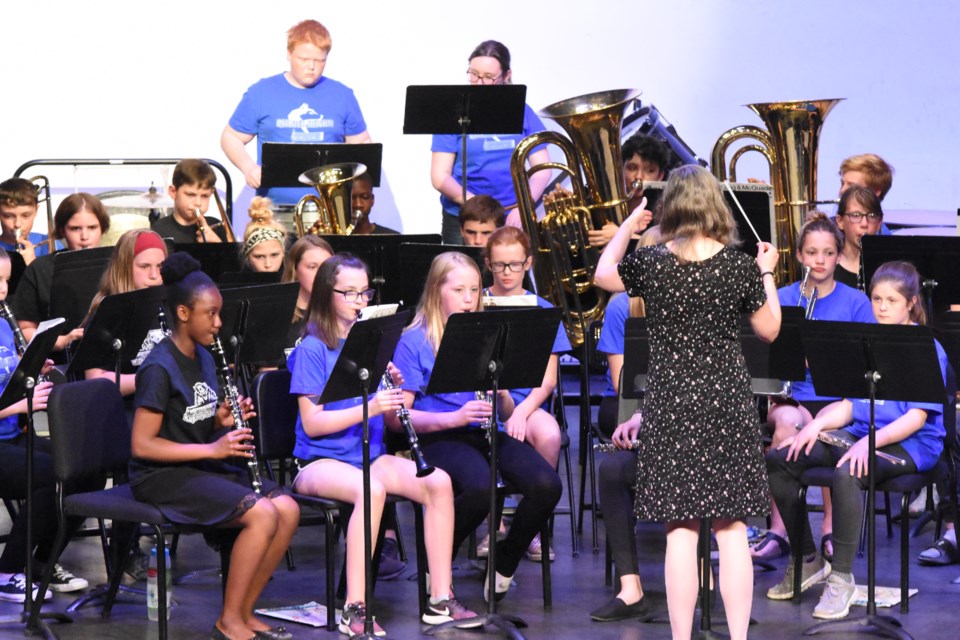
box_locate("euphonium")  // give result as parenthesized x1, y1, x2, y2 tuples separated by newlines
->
(712, 99, 843, 283)
(511, 89, 641, 348)
(293, 162, 367, 237)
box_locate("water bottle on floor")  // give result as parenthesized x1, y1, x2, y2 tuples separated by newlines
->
(146, 546, 172, 621)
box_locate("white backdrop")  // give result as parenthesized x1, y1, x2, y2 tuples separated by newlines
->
(3, 0, 958, 234)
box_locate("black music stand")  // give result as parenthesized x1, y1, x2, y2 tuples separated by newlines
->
(49, 246, 113, 336)
(8, 250, 26, 298)
(262, 143, 384, 189)
(403, 85, 526, 206)
(740, 306, 806, 396)
(317, 234, 442, 305)
(396, 243, 484, 310)
(424, 307, 560, 639)
(66, 286, 169, 385)
(0, 318, 67, 638)
(174, 243, 243, 283)
(218, 270, 283, 287)
(802, 320, 943, 639)
(217, 283, 299, 393)
(862, 235, 960, 319)
(318, 311, 411, 639)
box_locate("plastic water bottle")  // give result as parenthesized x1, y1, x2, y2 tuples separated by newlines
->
(146, 546, 172, 621)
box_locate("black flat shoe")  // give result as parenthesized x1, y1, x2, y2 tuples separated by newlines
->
(211, 624, 256, 640)
(254, 627, 293, 640)
(589, 596, 651, 622)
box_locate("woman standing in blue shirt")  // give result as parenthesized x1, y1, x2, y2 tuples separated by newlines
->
(430, 40, 551, 244)
(766, 260, 948, 620)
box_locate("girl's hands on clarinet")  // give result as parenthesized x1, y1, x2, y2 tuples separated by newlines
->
(212, 427, 256, 459)
(372, 387, 405, 416)
(457, 399, 493, 427)
(216, 395, 256, 428)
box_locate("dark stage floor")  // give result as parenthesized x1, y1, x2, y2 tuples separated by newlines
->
(3, 408, 959, 639)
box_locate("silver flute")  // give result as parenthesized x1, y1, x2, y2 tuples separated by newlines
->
(796, 425, 907, 466)
(594, 440, 640, 453)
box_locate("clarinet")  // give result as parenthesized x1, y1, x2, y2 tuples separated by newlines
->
(594, 441, 640, 452)
(857, 236, 865, 292)
(476, 390, 506, 489)
(380, 372, 434, 477)
(157, 304, 169, 335)
(0, 301, 29, 356)
(210, 336, 264, 494)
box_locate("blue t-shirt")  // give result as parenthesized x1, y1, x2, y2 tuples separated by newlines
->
(0, 232, 59, 258)
(228, 73, 367, 205)
(844, 339, 948, 472)
(393, 324, 497, 431)
(777, 281, 875, 401)
(288, 334, 385, 467)
(0, 323, 21, 440)
(431, 104, 546, 216)
(596, 292, 630, 398)
(483, 290, 572, 407)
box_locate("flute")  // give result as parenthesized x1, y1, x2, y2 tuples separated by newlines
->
(594, 441, 640, 453)
(210, 335, 265, 493)
(796, 425, 907, 466)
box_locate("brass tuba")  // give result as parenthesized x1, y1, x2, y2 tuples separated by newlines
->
(712, 99, 842, 283)
(293, 162, 367, 237)
(511, 89, 641, 348)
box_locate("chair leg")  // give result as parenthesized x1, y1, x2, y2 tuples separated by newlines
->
(900, 493, 910, 614)
(540, 522, 552, 610)
(324, 509, 337, 632)
(885, 491, 894, 538)
(587, 427, 599, 553)
(156, 529, 169, 640)
(414, 504, 427, 618)
(561, 442, 579, 557)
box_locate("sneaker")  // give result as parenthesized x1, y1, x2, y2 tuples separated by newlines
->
(812, 572, 857, 620)
(0, 574, 53, 603)
(338, 601, 386, 637)
(45, 564, 88, 593)
(766, 554, 831, 600)
(376, 538, 407, 580)
(525, 533, 555, 563)
(483, 569, 513, 602)
(589, 595, 652, 622)
(475, 531, 505, 559)
(421, 596, 481, 627)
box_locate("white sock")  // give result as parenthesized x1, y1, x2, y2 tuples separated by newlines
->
(945, 528, 957, 545)
(429, 594, 451, 605)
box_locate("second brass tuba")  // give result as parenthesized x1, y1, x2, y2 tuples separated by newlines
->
(511, 88, 641, 348)
(712, 99, 842, 283)
(294, 162, 367, 236)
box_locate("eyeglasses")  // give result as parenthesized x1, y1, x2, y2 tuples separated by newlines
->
(332, 288, 376, 302)
(489, 261, 527, 273)
(466, 69, 503, 84)
(841, 211, 882, 222)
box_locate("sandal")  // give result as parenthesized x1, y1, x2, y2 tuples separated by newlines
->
(821, 533, 834, 563)
(750, 531, 790, 560)
(918, 536, 960, 566)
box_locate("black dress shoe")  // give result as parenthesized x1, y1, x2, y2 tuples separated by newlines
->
(589, 596, 652, 622)
(255, 627, 293, 640)
(211, 624, 256, 640)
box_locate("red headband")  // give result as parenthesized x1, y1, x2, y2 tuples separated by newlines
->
(134, 232, 166, 257)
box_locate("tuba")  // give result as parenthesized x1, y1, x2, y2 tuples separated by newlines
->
(511, 88, 641, 348)
(293, 162, 366, 237)
(712, 99, 842, 283)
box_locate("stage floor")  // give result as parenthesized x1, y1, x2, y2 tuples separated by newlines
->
(3, 409, 958, 639)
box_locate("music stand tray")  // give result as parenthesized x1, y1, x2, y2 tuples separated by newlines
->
(217, 282, 300, 366)
(262, 142, 384, 189)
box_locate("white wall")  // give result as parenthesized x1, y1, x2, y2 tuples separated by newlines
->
(3, 0, 958, 234)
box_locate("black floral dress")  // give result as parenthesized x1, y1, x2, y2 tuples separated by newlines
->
(617, 244, 770, 522)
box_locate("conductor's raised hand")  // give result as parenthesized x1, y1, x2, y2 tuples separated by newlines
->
(756, 241, 779, 273)
(212, 427, 256, 459)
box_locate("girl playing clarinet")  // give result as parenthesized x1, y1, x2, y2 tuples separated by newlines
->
(288, 253, 478, 636)
(594, 164, 781, 640)
(767, 260, 948, 620)
(391, 251, 562, 602)
(130, 252, 299, 640)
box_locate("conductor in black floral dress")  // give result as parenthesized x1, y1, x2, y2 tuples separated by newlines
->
(594, 165, 782, 640)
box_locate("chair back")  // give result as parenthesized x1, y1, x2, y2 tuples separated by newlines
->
(47, 378, 130, 483)
(252, 369, 298, 460)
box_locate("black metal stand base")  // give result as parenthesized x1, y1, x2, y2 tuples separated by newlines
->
(65, 583, 147, 613)
(424, 612, 528, 639)
(0, 610, 71, 639)
(805, 613, 913, 639)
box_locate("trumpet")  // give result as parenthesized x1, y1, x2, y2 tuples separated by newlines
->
(14, 228, 24, 253)
(780, 266, 818, 398)
(210, 335, 264, 494)
(594, 440, 640, 453)
(476, 390, 506, 489)
(380, 372, 434, 477)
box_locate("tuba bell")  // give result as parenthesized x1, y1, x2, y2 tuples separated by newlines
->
(712, 99, 842, 283)
(293, 162, 367, 237)
(511, 88, 641, 348)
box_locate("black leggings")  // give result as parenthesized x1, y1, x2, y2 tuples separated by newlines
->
(420, 429, 562, 577)
(767, 437, 915, 575)
(599, 450, 640, 577)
